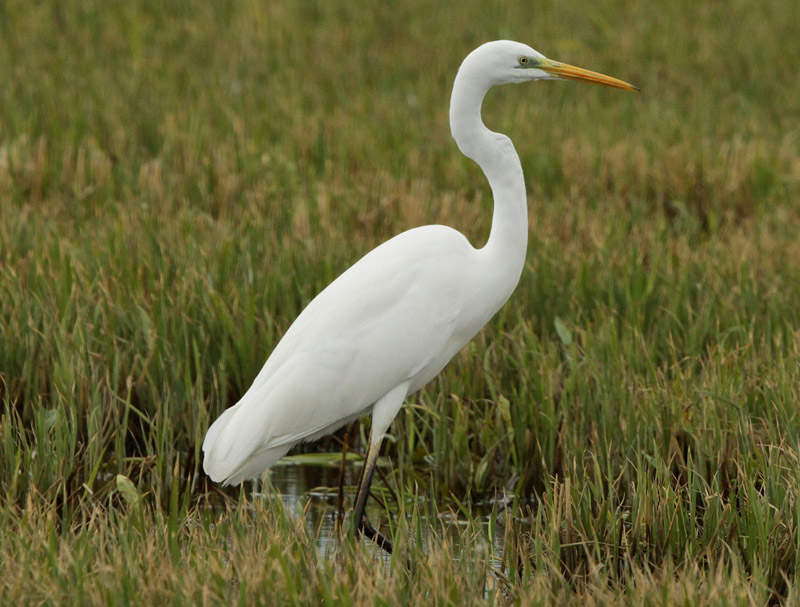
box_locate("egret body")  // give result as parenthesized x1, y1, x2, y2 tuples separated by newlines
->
(202, 40, 636, 552)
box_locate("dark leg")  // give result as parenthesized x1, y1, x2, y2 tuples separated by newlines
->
(334, 432, 349, 538)
(351, 439, 394, 554)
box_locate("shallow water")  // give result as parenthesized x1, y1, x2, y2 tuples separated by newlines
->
(268, 461, 362, 558)
(264, 461, 510, 568)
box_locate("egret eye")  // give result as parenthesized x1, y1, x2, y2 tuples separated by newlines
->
(518, 56, 529, 66)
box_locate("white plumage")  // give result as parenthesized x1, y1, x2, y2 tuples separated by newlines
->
(203, 223, 517, 484)
(202, 41, 636, 525)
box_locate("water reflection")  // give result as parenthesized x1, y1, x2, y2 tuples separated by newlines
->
(268, 461, 360, 558)
(263, 461, 509, 569)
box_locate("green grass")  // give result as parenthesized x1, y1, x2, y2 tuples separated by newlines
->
(2, 0, 800, 604)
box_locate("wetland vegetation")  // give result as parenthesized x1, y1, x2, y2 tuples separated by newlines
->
(1, 0, 800, 604)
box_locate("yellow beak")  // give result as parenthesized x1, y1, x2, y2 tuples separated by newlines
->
(535, 58, 639, 91)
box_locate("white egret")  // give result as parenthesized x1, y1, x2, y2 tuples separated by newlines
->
(202, 40, 637, 553)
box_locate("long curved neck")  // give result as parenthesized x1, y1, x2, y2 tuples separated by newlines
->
(449, 69, 529, 294)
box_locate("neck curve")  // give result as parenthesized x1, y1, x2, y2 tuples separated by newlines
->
(449, 65, 529, 300)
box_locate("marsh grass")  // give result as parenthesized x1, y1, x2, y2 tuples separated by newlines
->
(2, 0, 800, 604)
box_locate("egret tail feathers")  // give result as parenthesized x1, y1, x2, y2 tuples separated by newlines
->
(202, 402, 290, 485)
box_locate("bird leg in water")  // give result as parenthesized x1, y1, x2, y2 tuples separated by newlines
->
(352, 439, 394, 554)
(334, 432, 350, 539)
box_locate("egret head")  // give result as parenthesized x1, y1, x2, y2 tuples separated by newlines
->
(463, 40, 638, 91)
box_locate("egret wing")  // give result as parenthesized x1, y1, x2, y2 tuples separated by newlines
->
(203, 226, 477, 483)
